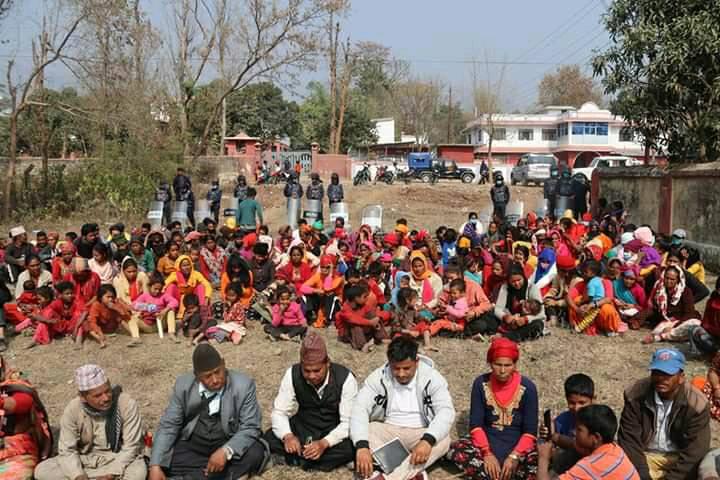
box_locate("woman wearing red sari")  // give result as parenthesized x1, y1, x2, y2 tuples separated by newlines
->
(51, 242, 76, 283)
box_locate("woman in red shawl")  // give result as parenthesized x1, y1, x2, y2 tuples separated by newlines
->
(277, 245, 313, 295)
(51, 242, 76, 282)
(483, 257, 510, 303)
(448, 338, 538, 480)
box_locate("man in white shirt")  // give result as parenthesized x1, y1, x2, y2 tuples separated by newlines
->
(265, 332, 357, 471)
(351, 335, 456, 480)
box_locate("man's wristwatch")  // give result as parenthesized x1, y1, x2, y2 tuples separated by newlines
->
(224, 446, 234, 461)
(508, 452, 521, 462)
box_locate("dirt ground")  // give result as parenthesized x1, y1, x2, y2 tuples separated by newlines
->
(4, 181, 719, 480)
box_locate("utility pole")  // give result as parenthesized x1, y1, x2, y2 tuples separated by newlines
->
(446, 85, 453, 143)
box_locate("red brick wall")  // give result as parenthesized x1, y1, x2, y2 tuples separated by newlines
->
(312, 153, 351, 178)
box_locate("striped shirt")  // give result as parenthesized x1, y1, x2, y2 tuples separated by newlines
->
(560, 443, 640, 480)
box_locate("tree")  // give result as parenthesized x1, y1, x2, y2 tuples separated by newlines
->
(296, 81, 375, 152)
(538, 65, 603, 108)
(353, 41, 408, 119)
(593, 0, 720, 163)
(189, 0, 339, 159)
(3, 3, 85, 219)
(471, 56, 507, 170)
(226, 82, 299, 142)
(391, 78, 443, 146)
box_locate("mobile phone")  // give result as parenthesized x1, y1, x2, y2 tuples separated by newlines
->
(543, 409, 552, 434)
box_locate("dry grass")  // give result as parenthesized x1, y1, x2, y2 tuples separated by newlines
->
(3, 182, 718, 479)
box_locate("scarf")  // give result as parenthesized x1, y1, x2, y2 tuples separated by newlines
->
(654, 268, 686, 322)
(391, 271, 410, 307)
(533, 248, 556, 283)
(200, 246, 226, 276)
(613, 278, 638, 305)
(410, 251, 435, 303)
(639, 246, 662, 268)
(82, 385, 123, 453)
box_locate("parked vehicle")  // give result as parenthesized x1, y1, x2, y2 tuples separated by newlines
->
(572, 155, 641, 181)
(374, 165, 395, 185)
(407, 152, 476, 183)
(353, 163, 372, 186)
(510, 153, 558, 186)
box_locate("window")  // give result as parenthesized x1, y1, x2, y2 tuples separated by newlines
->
(620, 127, 634, 142)
(557, 123, 568, 137)
(573, 122, 609, 136)
(490, 128, 506, 141)
(542, 129, 557, 141)
(518, 129, 534, 141)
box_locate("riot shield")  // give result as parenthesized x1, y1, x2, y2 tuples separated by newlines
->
(147, 201, 164, 229)
(361, 205, 383, 232)
(303, 198, 323, 224)
(555, 196, 572, 219)
(222, 197, 238, 228)
(172, 200, 189, 228)
(195, 199, 212, 223)
(505, 201, 524, 225)
(287, 198, 302, 228)
(329, 202, 349, 227)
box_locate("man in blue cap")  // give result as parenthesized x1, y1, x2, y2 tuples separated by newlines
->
(618, 348, 710, 480)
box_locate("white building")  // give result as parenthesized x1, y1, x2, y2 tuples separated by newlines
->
(464, 102, 653, 167)
(371, 117, 396, 145)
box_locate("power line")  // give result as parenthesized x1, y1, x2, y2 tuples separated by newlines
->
(509, 0, 601, 64)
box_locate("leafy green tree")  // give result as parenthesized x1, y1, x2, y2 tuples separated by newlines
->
(295, 81, 376, 152)
(593, 0, 720, 162)
(226, 82, 299, 142)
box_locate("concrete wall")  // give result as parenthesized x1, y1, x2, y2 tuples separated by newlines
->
(312, 153, 351, 178)
(593, 162, 720, 270)
(594, 166, 665, 228)
(670, 164, 720, 245)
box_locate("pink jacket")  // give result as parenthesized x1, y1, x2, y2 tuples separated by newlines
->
(271, 302, 306, 328)
(133, 292, 179, 324)
(445, 297, 469, 322)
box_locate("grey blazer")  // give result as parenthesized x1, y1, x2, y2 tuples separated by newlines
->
(149, 370, 262, 467)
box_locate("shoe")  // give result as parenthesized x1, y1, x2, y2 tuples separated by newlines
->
(0, 338, 8, 352)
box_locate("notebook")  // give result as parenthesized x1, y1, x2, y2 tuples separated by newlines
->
(372, 437, 410, 473)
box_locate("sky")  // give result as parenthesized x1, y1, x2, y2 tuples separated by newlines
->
(0, 0, 611, 111)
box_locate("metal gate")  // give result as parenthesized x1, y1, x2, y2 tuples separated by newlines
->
(277, 151, 312, 173)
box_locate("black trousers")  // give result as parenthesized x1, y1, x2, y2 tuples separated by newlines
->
(263, 428, 354, 472)
(464, 312, 499, 336)
(303, 294, 339, 323)
(166, 438, 266, 479)
(263, 324, 307, 339)
(502, 319, 544, 342)
(493, 202, 506, 220)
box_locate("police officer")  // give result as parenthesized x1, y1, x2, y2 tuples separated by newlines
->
(154, 181, 172, 226)
(172, 167, 195, 228)
(571, 173, 589, 220)
(306, 173, 324, 201)
(543, 166, 560, 218)
(234, 175, 249, 201)
(490, 171, 510, 220)
(556, 166, 575, 218)
(284, 172, 304, 199)
(206, 180, 222, 223)
(327, 172, 344, 205)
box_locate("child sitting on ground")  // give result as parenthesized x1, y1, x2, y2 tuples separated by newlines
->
(6, 280, 40, 333)
(391, 287, 421, 338)
(177, 294, 210, 345)
(434, 278, 470, 335)
(86, 284, 133, 349)
(22, 286, 54, 336)
(30, 281, 87, 348)
(538, 404, 639, 480)
(335, 283, 388, 353)
(573, 260, 605, 333)
(265, 285, 306, 342)
(132, 273, 179, 344)
(540, 373, 595, 474)
(207, 282, 248, 345)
